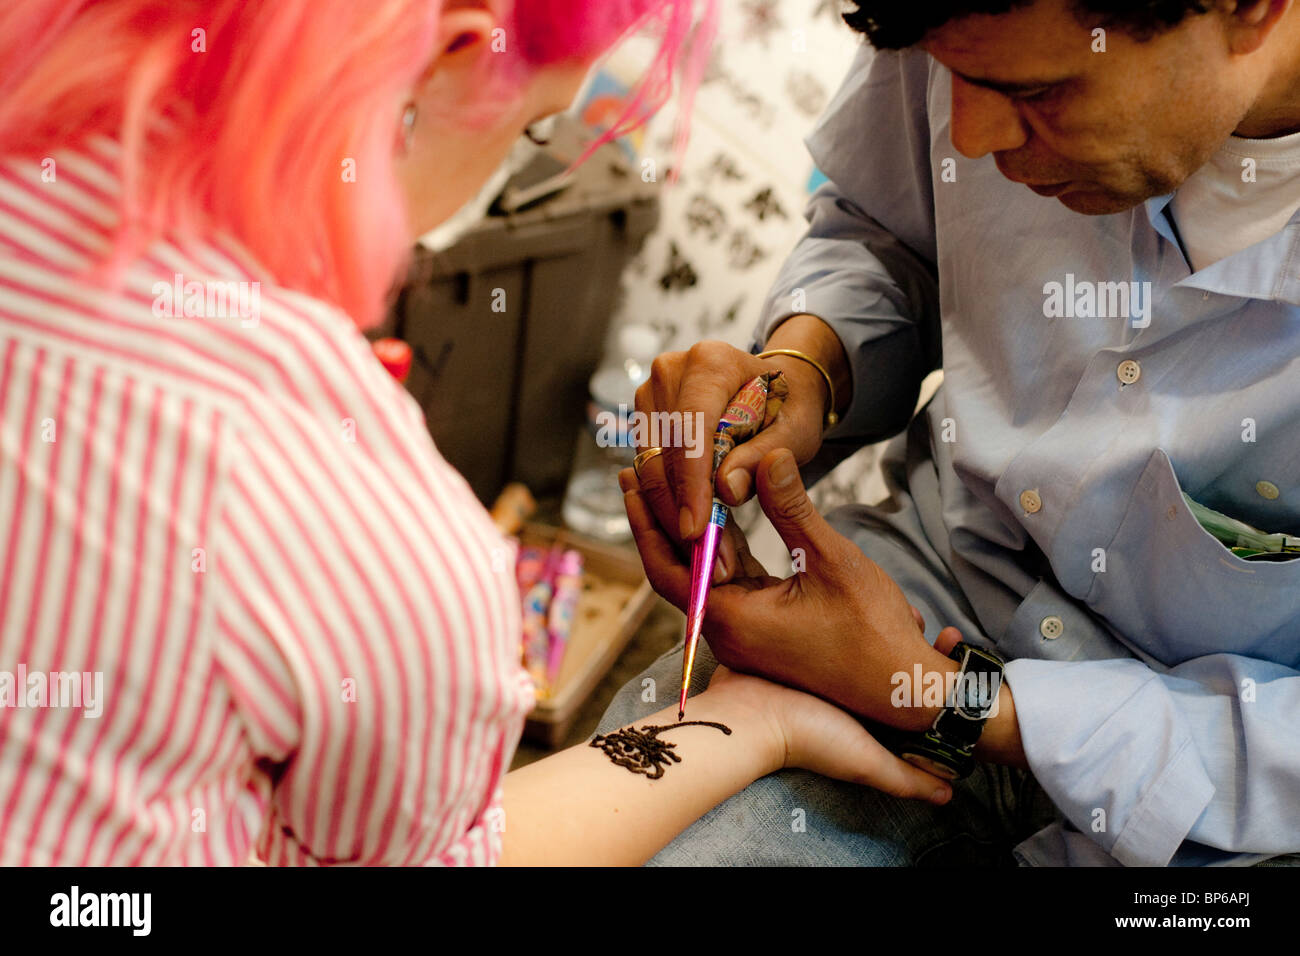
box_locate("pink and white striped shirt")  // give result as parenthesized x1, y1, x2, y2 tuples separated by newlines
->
(0, 137, 534, 865)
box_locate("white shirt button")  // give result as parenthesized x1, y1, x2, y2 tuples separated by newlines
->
(1257, 480, 1281, 501)
(1020, 489, 1042, 514)
(1040, 615, 1064, 639)
(1117, 360, 1142, 385)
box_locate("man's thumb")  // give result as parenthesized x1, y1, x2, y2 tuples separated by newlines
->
(715, 424, 802, 505)
(754, 449, 839, 566)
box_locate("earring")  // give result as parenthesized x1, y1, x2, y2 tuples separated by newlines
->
(400, 101, 418, 154)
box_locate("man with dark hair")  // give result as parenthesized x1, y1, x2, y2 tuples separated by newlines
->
(844, 0, 1220, 49)
(605, 0, 1300, 865)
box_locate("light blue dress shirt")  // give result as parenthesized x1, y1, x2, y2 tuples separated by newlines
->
(752, 44, 1300, 866)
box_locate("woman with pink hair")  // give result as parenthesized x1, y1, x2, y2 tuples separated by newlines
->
(0, 0, 949, 866)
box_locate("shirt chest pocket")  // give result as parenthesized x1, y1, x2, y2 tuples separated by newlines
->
(1084, 448, 1300, 667)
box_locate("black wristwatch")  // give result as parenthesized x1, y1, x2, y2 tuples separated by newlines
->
(897, 642, 1005, 781)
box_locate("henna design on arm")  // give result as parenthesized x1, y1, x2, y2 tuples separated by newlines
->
(589, 721, 733, 780)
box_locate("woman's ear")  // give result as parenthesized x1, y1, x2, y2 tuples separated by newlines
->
(422, 3, 498, 81)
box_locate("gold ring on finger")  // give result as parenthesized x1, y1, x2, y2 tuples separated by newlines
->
(632, 446, 664, 479)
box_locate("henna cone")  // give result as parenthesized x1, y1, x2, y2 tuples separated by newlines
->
(678, 371, 786, 719)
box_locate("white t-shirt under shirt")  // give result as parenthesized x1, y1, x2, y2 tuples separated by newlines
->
(1169, 128, 1300, 273)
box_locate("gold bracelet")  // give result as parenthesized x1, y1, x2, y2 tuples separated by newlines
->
(756, 348, 839, 430)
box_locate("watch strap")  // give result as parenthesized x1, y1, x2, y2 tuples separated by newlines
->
(896, 642, 1005, 781)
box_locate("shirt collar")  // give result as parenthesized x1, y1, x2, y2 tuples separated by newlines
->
(1144, 192, 1300, 306)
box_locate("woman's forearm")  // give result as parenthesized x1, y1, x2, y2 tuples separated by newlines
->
(500, 688, 783, 866)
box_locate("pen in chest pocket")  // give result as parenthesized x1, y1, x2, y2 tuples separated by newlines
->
(1183, 493, 1300, 560)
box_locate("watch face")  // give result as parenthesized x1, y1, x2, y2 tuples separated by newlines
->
(953, 667, 1001, 719)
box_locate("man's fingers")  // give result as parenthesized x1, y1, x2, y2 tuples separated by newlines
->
(727, 520, 764, 577)
(673, 344, 754, 538)
(715, 425, 804, 506)
(644, 357, 709, 543)
(622, 478, 691, 608)
(753, 448, 847, 571)
(630, 449, 687, 557)
(934, 626, 964, 656)
(713, 520, 758, 585)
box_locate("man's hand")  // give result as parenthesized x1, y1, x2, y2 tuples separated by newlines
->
(633, 316, 851, 587)
(634, 340, 830, 551)
(621, 447, 961, 732)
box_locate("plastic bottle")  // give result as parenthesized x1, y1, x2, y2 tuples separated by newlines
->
(561, 324, 661, 541)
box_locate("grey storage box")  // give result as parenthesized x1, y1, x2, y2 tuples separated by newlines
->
(389, 128, 660, 505)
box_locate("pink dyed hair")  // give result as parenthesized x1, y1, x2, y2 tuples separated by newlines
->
(0, 0, 716, 328)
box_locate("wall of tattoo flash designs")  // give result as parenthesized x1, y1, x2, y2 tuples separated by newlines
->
(590, 1, 905, 564)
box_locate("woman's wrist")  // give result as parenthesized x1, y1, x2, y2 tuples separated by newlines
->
(687, 684, 787, 778)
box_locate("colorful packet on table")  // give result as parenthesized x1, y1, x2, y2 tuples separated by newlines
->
(543, 549, 584, 694)
(520, 550, 556, 687)
(515, 546, 547, 600)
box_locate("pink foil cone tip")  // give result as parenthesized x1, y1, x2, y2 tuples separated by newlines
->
(677, 370, 788, 719)
(679, 506, 724, 719)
